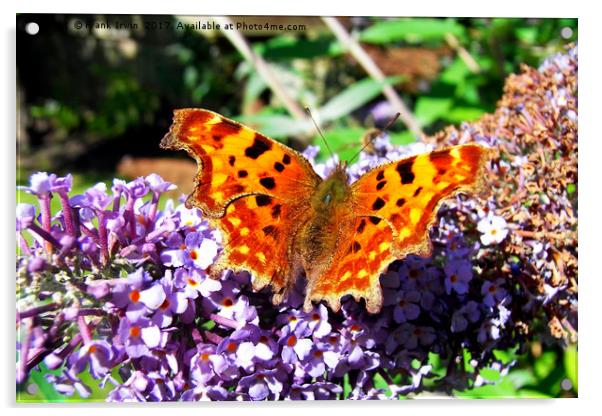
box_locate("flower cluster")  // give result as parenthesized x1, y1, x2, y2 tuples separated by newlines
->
(16, 45, 577, 401)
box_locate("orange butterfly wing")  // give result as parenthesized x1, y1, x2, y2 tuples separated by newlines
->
(160, 109, 321, 301)
(305, 144, 489, 313)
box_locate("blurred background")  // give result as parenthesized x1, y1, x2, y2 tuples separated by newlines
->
(16, 15, 577, 400)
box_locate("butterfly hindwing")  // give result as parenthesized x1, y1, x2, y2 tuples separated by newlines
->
(304, 215, 394, 313)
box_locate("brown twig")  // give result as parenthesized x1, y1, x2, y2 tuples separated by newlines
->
(202, 16, 307, 121)
(444, 33, 481, 74)
(322, 17, 423, 138)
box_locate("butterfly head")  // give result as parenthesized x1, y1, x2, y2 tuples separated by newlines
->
(312, 162, 350, 208)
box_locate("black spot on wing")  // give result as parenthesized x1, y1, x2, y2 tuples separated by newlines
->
(262, 225, 277, 237)
(274, 162, 285, 172)
(396, 158, 415, 184)
(282, 154, 291, 165)
(376, 170, 385, 181)
(238, 170, 248, 178)
(357, 219, 366, 233)
(352, 241, 361, 253)
(396, 198, 406, 207)
(372, 197, 385, 210)
(369, 216, 381, 225)
(413, 186, 423, 197)
(376, 180, 387, 190)
(271, 204, 282, 219)
(245, 134, 272, 159)
(228, 156, 236, 166)
(259, 177, 276, 190)
(255, 195, 272, 207)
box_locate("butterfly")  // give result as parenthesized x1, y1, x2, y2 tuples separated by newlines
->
(160, 109, 489, 313)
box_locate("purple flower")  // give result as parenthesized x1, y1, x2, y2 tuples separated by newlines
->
(18, 172, 52, 195)
(45, 370, 91, 398)
(384, 289, 421, 323)
(481, 278, 509, 307)
(110, 269, 153, 321)
(477, 213, 509, 245)
(16, 204, 36, 231)
(279, 327, 313, 365)
(238, 369, 284, 400)
(289, 382, 342, 400)
(68, 340, 114, 378)
(451, 301, 481, 332)
(117, 318, 163, 358)
(161, 231, 218, 269)
(145, 174, 176, 193)
(444, 259, 473, 295)
(188, 344, 227, 385)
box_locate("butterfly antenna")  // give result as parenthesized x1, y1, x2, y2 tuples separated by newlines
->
(305, 107, 335, 160)
(348, 112, 401, 164)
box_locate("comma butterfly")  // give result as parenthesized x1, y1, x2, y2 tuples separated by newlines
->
(160, 109, 489, 313)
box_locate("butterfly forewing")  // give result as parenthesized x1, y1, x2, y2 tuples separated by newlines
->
(160, 109, 321, 218)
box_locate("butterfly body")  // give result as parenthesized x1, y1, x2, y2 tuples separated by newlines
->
(161, 109, 489, 314)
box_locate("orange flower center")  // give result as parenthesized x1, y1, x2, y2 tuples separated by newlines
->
(200, 353, 210, 361)
(287, 335, 297, 347)
(227, 342, 238, 353)
(160, 299, 170, 310)
(450, 274, 458, 283)
(222, 298, 233, 307)
(129, 326, 141, 338)
(189, 250, 198, 260)
(129, 289, 140, 303)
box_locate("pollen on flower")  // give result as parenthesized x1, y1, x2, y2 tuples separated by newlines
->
(226, 342, 237, 353)
(221, 298, 233, 307)
(160, 299, 170, 310)
(189, 250, 198, 260)
(200, 353, 210, 361)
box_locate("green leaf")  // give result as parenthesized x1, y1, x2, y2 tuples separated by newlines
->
(507, 369, 537, 389)
(360, 18, 465, 44)
(317, 76, 404, 123)
(373, 372, 392, 397)
(515, 27, 538, 44)
(313, 127, 363, 162)
(235, 114, 312, 139)
(414, 97, 453, 126)
(19, 364, 65, 403)
(389, 131, 417, 146)
(567, 183, 576, 195)
(440, 58, 471, 85)
(517, 389, 553, 398)
(564, 344, 578, 393)
(463, 349, 475, 373)
(445, 107, 486, 123)
(255, 35, 343, 60)
(534, 351, 557, 380)
(479, 367, 501, 382)
(454, 377, 517, 398)
(343, 373, 352, 398)
(493, 347, 519, 365)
